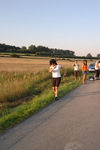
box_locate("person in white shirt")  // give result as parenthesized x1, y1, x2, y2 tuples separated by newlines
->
(73, 60, 80, 80)
(99, 60, 100, 78)
(95, 60, 100, 79)
(49, 59, 66, 100)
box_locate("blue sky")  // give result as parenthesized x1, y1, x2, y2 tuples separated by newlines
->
(0, 0, 100, 56)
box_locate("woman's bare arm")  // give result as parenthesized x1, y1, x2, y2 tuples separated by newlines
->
(49, 68, 53, 72)
(96, 63, 99, 69)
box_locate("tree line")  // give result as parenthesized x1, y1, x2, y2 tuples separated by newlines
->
(0, 43, 75, 57)
(0, 43, 100, 59)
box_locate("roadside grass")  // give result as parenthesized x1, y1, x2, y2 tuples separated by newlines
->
(0, 68, 74, 105)
(0, 71, 52, 116)
(0, 71, 82, 133)
(0, 71, 51, 103)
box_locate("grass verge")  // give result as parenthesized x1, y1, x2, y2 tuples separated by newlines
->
(0, 76, 82, 133)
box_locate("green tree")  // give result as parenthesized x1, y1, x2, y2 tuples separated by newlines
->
(97, 53, 100, 58)
(28, 45, 36, 52)
(21, 46, 27, 51)
(86, 53, 92, 58)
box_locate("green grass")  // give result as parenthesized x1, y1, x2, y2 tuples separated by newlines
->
(0, 52, 50, 59)
(0, 73, 82, 133)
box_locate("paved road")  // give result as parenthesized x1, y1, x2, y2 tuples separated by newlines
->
(0, 80, 100, 150)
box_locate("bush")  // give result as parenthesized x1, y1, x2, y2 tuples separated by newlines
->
(10, 54, 20, 58)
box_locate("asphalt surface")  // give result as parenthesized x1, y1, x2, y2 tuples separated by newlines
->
(0, 80, 100, 150)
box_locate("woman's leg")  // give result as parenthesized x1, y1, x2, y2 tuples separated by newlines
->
(95, 70, 99, 80)
(55, 77, 61, 97)
(52, 86, 58, 97)
(78, 71, 81, 80)
(95, 70, 97, 79)
(53, 78, 61, 100)
(52, 78, 56, 95)
(52, 86, 59, 100)
(75, 75, 77, 80)
(74, 71, 77, 80)
(83, 75, 85, 84)
(99, 70, 100, 79)
(55, 86, 58, 97)
(83, 74, 86, 84)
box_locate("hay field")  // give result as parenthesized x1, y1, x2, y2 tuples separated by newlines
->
(0, 57, 49, 72)
(0, 57, 94, 72)
(0, 56, 95, 122)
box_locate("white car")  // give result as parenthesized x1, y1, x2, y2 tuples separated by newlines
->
(88, 63, 95, 72)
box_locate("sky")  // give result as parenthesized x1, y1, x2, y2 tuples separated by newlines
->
(0, 0, 100, 56)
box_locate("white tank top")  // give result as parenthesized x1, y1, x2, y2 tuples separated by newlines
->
(50, 65, 61, 78)
(95, 61, 99, 70)
(74, 64, 79, 71)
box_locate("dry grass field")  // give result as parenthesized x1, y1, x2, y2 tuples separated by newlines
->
(0, 57, 95, 72)
(0, 56, 96, 132)
(0, 56, 95, 108)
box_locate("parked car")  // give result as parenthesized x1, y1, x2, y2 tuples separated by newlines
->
(88, 63, 95, 72)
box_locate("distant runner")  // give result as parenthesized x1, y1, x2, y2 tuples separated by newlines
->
(82, 60, 88, 84)
(49, 59, 66, 100)
(73, 60, 80, 80)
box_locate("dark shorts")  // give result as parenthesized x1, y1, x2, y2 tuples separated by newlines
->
(95, 70, 99, 77)
(74, 71, 80, 77)
(99, 69, 100, 74)
(83, 71, 88, 75)
(52, 77, 61, 87)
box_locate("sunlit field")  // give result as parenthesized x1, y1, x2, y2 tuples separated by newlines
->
(0, 56, 95, 132)
(0, 57, 94, 111)
(0, 57, 95, 72)
(0, 57, 75, 113)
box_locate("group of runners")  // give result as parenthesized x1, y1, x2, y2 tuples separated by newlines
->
(49, 59, 100, 100)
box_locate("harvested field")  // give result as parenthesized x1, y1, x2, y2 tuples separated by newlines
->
(0, 57, 95, 72)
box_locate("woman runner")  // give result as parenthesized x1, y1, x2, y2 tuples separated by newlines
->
(73, 60, 80, 80)
(49, 59, 66, 100)
(82, 60, 88, 84)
